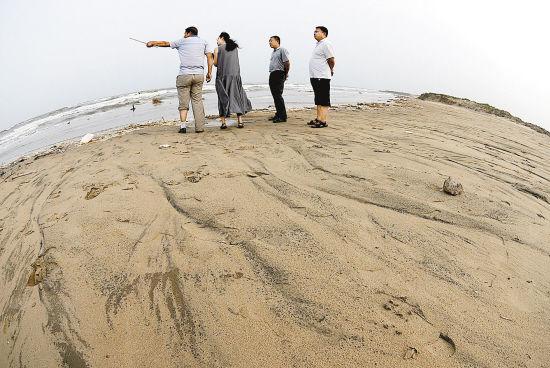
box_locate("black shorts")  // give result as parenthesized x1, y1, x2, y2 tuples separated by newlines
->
(310, 78, 331, 106)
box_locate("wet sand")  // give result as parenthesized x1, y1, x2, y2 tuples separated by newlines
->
(1, 98, 549, 367)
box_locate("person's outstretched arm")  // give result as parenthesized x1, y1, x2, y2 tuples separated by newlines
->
(146, 41, 170, 47)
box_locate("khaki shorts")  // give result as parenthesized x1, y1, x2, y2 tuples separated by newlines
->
(176, 74, 204, 111)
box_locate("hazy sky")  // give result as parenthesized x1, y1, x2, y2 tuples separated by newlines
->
(1, 0, 549, 131)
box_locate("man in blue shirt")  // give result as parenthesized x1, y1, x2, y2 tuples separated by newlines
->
(147, 26, 213, 133)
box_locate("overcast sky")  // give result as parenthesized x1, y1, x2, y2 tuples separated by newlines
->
(1, 0, 549, 131)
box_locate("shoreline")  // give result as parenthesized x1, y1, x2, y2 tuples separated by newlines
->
(3, 90, 549, 171)
(0, 99, 405, 170)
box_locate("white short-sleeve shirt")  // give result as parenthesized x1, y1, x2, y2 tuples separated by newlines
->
(309, 38, 335, 79)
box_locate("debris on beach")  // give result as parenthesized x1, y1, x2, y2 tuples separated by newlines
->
(246, 171, 269, 178)
(185, 173, 201, 183)
(27, 258, 45, 286)
(152, 98, 162, 104)
(80, 133, 94, 144)
(84, 185, 107, 200)
(33, 144, 71, 160)
(159, 144, 172, 149)
(10, 171, 36, 180)
(403, 346, 418, 360)
(443, 177, 463, 195)
(184, 169, 209, 183)
(26, 247, 56, 286)
(439, 333, 457, 356)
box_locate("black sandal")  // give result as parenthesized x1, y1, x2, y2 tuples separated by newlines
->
(311, 120, 328, 128)
(220, 124, 227, 129)
(307, 118, 319, 126)
(237, 123, 244, 128)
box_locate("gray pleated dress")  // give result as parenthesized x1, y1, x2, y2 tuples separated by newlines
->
(215, 44, 252, 117)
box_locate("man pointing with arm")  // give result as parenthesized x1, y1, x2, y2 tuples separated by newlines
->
(147, 26, 213, 133)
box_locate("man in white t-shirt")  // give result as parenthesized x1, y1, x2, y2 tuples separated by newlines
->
(308, 26, 335, 128)
(147, 26, 213, 134)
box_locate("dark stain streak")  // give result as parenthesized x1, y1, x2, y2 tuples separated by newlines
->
(369, 217, 406, 244)
(39, 273, 91, 368)
(56, 342, 89, 368)
(128, 218, 156, 259)
(104, 275, 140, 327)
(318, 184, 457, 226)
(514, 183, 549, 204)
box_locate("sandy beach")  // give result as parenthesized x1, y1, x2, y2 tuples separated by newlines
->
(1, 98, 549, 367)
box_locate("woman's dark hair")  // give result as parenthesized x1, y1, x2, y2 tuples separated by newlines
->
(219, 32, 239, 51)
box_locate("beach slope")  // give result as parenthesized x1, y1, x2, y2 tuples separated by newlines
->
(1, 99, 549, 367)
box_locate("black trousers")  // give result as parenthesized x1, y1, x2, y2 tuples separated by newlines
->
(269, 71, 287, 119)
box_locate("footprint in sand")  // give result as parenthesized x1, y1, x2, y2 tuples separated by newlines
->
(423, 333, 456, 358)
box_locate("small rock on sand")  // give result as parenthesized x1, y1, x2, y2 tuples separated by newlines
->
(443, 177, 463, 195)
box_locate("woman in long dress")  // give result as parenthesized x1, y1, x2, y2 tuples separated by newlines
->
(214, 32, 252, 129)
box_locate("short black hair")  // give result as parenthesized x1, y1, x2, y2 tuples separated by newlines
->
(316, 26, 328, 36)
(185, 26, 198, 35)
(270, 35, 280, 44)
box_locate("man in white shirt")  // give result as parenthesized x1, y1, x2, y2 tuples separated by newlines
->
(147, 26, 213, 134)
(308, 26, 335, 128)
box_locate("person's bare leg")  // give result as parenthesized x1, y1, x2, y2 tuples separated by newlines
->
(237, 115, 244, 127)
(316, 105, 322, 121)
(179, 109, 189, 126)
(320, 106, 329, 122)
(220, 116, 227, 128)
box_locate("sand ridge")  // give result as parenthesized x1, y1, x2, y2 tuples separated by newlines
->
(0, 99, 549, 367)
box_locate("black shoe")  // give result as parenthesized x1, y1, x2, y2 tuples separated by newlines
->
(311, 120, 328, 128)
(273, 117, 287, 123)
(178, 127, 186, 134)
(268, 115, 278, 121)
(195, 130, 204, 133)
